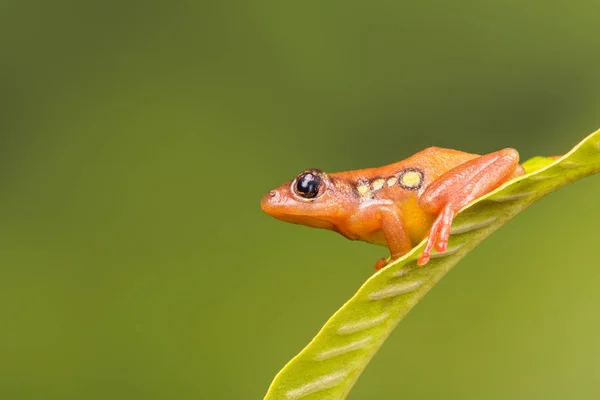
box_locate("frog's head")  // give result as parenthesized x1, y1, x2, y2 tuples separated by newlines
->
(261, 169, 354, 231)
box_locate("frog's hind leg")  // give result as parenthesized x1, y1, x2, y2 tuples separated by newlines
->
(417, 148, 522, 266)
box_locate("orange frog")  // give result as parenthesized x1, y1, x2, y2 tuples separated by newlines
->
(261, 147, 525, 268)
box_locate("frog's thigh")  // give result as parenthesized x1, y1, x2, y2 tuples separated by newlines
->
(418, 148, 521, 212)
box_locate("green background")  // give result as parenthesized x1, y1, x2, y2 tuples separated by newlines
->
(1, 1, 600, 399)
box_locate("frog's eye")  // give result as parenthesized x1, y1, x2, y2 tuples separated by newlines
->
(293, 170, 323, 199)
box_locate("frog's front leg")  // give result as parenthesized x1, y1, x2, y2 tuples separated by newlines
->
(417, 148, 523, 266)
(374, 207, 412, 271)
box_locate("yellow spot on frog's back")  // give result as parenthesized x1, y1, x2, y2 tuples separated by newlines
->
(371, 179, 385, 191)
(386, 177, 397, 187)
(400, 169, 423, 189)
(357, 184, 370, 196)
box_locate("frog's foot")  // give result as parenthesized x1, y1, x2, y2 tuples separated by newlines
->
(418, 205, 454, 266)
(374, 257, 388, 271)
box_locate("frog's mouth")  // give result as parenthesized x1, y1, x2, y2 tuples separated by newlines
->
(267, 212, 336, 230)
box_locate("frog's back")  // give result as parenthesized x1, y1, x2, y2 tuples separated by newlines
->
(386, 147, 479, 182)
(330, 147, 479, 190)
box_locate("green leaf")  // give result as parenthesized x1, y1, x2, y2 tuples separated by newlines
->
(264, 129, 600, 400)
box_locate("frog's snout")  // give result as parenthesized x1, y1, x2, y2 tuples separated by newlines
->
(261, 189, 281, 215)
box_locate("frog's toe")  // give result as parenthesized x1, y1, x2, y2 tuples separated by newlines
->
(435, 239, 448, 252)
(374, 258, 388, 271)
(417, 253, 431, 266)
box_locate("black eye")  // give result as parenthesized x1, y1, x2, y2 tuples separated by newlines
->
(295, 172, 322, 199)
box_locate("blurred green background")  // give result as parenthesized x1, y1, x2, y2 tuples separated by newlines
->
(1, 1, 599, 399)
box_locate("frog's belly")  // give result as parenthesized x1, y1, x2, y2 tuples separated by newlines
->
(360, 211, 435, 248)
(400, 197, 437, 245)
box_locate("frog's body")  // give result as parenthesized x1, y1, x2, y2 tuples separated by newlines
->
(261, 147, 524, 268)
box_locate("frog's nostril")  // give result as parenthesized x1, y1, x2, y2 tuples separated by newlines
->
(261, 190, 279, 213)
